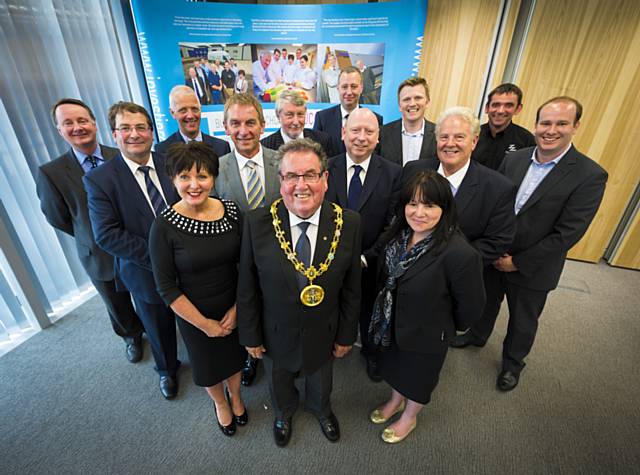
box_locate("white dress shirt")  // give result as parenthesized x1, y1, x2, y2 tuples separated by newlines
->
(121, 154, 168, 213)
(235, 147, 266, 201)
(289, 205, 322, 264)
(341, 104, 359, 127)
(401, 120, 425, 165)
(437, 159, 471, 196)
(345, 153, 371, 193)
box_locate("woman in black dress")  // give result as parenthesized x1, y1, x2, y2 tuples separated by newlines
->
(149, 142, 247, 437)
(368, 170, 485, 443)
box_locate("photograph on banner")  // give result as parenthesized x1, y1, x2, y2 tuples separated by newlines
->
(317, 43, 385, 105)
(251, 44, 318, 104)
(178, 42, 252, 105)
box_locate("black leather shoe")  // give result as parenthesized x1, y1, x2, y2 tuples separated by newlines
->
(318, 413, 340, 442)
(450, 331, 486, 348)
(125, 336, 143, 363)
(497, 370, 520, 392)
(159, 375, 178, 399)
(366, 355, 382, 382)
(225, 388, 248, 426)
(241, 355, 258, 386)
(214, 403, 236, 437)
(273, 418, 292, 447)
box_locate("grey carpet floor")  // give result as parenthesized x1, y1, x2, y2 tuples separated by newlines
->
(1, 260, 639, 474)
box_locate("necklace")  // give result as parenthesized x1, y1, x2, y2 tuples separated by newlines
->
(270, 198, 343, 307)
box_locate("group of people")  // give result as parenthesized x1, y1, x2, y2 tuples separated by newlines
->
(37, 64, 607, 447)
(185, 57, 246, 106)
(252, 47, 317, 100)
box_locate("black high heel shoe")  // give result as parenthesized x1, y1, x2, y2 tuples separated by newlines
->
(214, 400, 236, 436)
(225, 387, 248, 426)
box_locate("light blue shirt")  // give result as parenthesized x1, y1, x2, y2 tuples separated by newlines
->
(514, 145, 571, 214)
(73, 146, 104, 174)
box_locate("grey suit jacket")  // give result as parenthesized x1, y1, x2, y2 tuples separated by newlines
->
(37, 145, 118, 281)
(215, 146, 281, 213)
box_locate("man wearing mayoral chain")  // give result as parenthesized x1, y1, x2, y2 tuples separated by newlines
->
(237, 138, 362, 447)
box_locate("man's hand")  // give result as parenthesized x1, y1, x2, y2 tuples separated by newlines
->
(246, 345, 266, 359)
(493, 254, 518, 272)
(333, 343, 352, 358)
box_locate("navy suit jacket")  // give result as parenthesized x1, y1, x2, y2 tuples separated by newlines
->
(313, 105, 383, 155)
(402, 159, 517, 266)
(83, 152, 179, 303)
(500, 145, 607, 291)
(379, 119, 437, 165)
(326, 153, 401, 261)
(261, 128, 336, 158)
(37, 145, 118, 281)
(155, 131, 230, 158)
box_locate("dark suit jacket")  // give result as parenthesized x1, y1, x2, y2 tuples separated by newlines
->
(385, 232, 485, 353)
(501, 145, 608, 291)
(261, 128, 335, 158)
(380, 119, 437, 165)
(313, 105, 383, 155)
(237, 201, 362, 374)
(185, 77, 207, 104)
(37, 145, 117, 281)
(326, 153, 401, 262)
(83, 152, 179, 303)
(402, 159, 517, 265)
(155, 131, 231, 159)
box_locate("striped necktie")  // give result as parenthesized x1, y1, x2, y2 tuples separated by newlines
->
(138, 166, 166, 216)
(246, 160, 265, 209)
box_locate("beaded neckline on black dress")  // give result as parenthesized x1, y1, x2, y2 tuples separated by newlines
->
(161, 199, 238, 236)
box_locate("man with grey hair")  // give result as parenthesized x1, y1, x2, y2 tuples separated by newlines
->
(401, 105, 516, 269)
(156, 85, 230, 158)
(238, 137, 361, 447)
(261, 90, 334, 156)
(252, 50, 280, 99)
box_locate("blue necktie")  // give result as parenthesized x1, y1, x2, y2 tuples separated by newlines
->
(347, 164, 362, 210)
(138, 166, 166, 216)
(86, 155, 98, 169)
(295, 221, 311, 289)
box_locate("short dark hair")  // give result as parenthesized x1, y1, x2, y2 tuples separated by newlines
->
(274, 48, 281, 54)
(238, 69, 245, 76)
(107, 102, 153, 131)
(397, 77, 430, 101)
(275, 138, 327, 173)
(165, 141, 219, 179)
(486, 83, 524, 107)
(51, 98, 95, 126)
(535, 96, 583, 124)
(385, 170, 458, 253)
(339, 66, 362, 83)
(301, 54, 309, 62)
(287, 54, 294, 61)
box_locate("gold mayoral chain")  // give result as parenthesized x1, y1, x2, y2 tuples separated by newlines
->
(270, 198, 344, 307)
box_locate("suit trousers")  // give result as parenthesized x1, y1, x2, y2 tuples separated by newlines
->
(91, 277, 144, 340)
(263, 355, 334, 420)
(471, 267, 549, 373)
(131, 295, 179, 376)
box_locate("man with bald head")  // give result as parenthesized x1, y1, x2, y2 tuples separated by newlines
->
(326, 108, 401, 381)
(156, 85, 230, 158)
(451, 97, 607, 392)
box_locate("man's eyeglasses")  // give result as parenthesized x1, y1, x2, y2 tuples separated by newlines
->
(115, 125, 152, 134)
(279, 172, 324, 184)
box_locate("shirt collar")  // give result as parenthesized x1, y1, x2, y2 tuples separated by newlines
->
(73, 144, 102, 164)
(340, 104, 358, 120)
(437, 159, 471, 191)
(121, 153, 153, 174)
(289, 203, 322, 228)
(532, 143, 572, 165)
(235, 146, 265, 170)
(345, 153, 371, 173)
(280, 128, 302, 143)
(179, 130, 203, 143)
(401, 119, 425, 137)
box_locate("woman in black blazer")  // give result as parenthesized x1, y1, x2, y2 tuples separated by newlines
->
(368, 170, 485, 443)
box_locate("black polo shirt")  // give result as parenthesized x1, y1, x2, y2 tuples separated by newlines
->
(221, 69, 236, 89)
(472, 122, 535, 170)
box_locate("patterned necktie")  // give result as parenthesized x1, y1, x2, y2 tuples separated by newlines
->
(246, 160, 265, 209)
(138, 166, 166, 216)
(86, 155, 98, 169)
(295, 221, 311, 289)
(347, 164, 362, 210)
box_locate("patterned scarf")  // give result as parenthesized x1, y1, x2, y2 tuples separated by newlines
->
(368, 228, 434, 349)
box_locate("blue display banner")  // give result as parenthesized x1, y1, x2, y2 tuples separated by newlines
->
(129, 0, 428, 140)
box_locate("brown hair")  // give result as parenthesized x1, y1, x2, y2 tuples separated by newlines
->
(107, 102, 153, 131)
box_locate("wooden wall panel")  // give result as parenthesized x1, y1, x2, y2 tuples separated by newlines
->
(515, 0, 640, 264)
(419, 0, 502, 122)
(609, 208, 640, 268)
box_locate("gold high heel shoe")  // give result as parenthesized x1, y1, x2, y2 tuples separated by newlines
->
(369, 400, 406, 424)
(381, 420, 416, 444)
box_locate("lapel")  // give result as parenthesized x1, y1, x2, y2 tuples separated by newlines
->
(263, 148, 280, 204)
(455, 161, 479, 215)
(509, 151, 533, 189)
(275, 202, 301, 295)
(330, 106, 343, 138)
(400, 244, 440, 283)
(152, 153, 177, 204)
(392, 121, 404, 159)
(518, 148, 577, 215)
(113, 154, 156, 220)
(330, 154, 348, 206)
(313, 201, 334, 269)
(63, 149, 86, 191)
(273, 130, 285, 149)
(419, 121, 434, 160)
(228, 151, 250, 209)
(358, 155, 382, 211)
